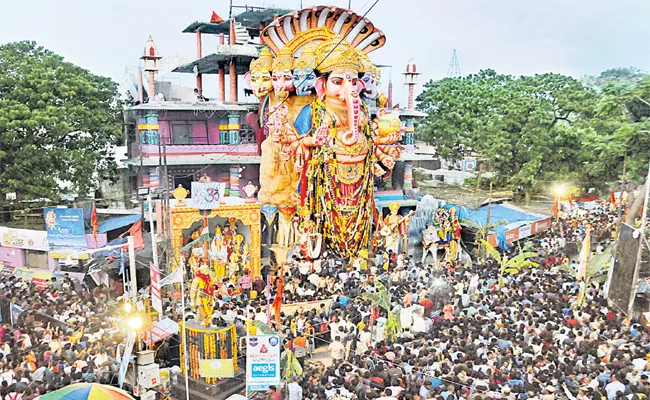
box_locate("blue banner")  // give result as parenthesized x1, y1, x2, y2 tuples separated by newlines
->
(44, 208, 88, 259)
(10, 304, 23, 325)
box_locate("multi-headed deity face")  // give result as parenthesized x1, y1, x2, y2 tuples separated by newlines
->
(272, 68, 295, 97)
(250, 70, 272, 98)
(361, 71, 380, 100)
(293, 66, 317, 96)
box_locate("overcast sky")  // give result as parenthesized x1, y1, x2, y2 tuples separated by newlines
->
(1, 0, 649, 104)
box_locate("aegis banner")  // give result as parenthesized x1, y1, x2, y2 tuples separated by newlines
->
(246, 335, 281, 392)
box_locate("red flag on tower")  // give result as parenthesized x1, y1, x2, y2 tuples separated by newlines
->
(210, 11, 224, 23)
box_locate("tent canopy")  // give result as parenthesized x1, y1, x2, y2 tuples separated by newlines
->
(98, 214, 142, 233)
(463, 203, 543, 227)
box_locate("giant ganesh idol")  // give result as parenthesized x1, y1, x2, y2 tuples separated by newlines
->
(250, 6, 402, 259)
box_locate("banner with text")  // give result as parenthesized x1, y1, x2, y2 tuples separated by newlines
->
(246, 335, 281, 392)
(0, 227, 48, 251)
(199, 359, 235, 378)
(44, 208, 88, 259)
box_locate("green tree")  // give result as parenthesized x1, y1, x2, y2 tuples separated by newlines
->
(416, 70, 598, 202)
(580, 68, 650, 187)
(557, 244, 612, 307)
(0, 41, 122, 203)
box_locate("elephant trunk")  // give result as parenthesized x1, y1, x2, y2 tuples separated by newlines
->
(340, 85, 361, 146)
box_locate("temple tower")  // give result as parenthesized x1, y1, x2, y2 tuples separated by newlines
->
(141, 36, 162, 102)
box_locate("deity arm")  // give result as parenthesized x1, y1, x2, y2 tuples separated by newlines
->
(374, 147, 395, 170)
(373, 132, 402, 145)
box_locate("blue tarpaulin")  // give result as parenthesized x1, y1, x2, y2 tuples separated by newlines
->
(494, 226, 509, 250)
(463, 204, 540, 227)
(98, 214, 142, 233)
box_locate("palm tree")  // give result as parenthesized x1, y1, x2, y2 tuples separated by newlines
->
(362, 281, 401, 340)
(481, 240, 539, 288)
(557, 244, 612, 306)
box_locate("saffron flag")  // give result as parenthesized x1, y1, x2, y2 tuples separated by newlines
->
(121, 220, 145, 250)
(552, 195, 559, 218)
(610, 187, 617, 207)
(577, 229, 591, 281)
(210, 11, 224, 23)
(272, 269, 284, 324)
(91, 203, 98, 242)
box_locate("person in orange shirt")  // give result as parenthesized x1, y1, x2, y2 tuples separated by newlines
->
(293, 332, 308, 367)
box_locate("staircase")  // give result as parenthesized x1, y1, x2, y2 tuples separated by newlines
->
(234, 22, 253, 45)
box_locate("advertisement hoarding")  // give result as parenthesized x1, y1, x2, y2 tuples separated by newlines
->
(0, 227, 48, 251)
(44, 208, 88, 259)
(246, 335, 281, 392)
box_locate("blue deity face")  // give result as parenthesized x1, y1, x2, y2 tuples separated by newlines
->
(361, 72, 380, 100)
(293, 66, 317, 96)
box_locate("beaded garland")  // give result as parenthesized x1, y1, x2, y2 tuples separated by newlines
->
(302, 98, 376, 259)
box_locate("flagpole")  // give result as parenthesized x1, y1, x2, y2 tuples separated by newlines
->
(179, 258, 191, 400)
(121, 250, 127, 297)
(578, 227, 591, 307)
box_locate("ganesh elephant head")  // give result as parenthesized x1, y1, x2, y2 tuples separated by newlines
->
(245, 47, 274, 98)
(271, 47, 295, 99)
(314, 69, 366, 146)
(293, 66, 317, 96)
(244, 70, 273, 98)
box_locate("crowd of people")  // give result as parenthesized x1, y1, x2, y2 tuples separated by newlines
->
(0, 273, 126, 399)
(0, 200, 645, 400)
(262, 203, 650, 400)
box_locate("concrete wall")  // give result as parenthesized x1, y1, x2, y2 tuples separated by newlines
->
(0, 247, 25, 267)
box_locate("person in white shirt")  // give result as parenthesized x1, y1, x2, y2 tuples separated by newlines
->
(328, 336, 346, 365)
(605, 375, 626, 400)
(288, 376, 303, 400)
(1, 366, 14, 385)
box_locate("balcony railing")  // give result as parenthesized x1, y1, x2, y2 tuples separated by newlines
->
(140, 125, 256, 146)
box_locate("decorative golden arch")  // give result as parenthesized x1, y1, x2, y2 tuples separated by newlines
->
(171, 203, 261, 277)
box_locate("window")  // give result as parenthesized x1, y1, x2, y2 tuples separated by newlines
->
(25, 250, 48, 270)
(171, 122, 209, 145)
(173, 174, 195, 197)
(172, 123, 191, 144)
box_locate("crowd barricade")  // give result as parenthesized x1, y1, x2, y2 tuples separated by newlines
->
(280, 298, 332, 317)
